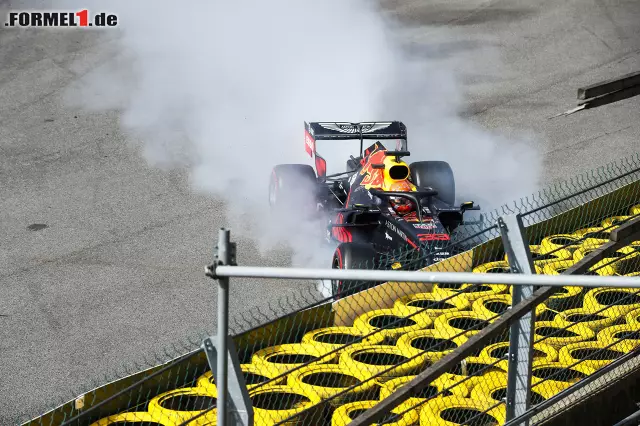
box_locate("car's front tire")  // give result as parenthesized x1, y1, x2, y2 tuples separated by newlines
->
(331, 242, 380, 300)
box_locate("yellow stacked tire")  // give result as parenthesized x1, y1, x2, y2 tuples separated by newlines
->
(339, 343, 428, 383)
(419, 396, 506, 426)
(197, 363, 283, 392)
(89, 413, 175, 426)
(571, 238, 609, 262)
(331, 400, 419, 426)
(533, 321, 594, 349)
(602, 216, 630, 228)
(611, 248, 640, 275)
(625, 307, 640, 327)
(552, 307, 618, 333)
(539, 234, 582, 257)
(286, 363, 377, 407)
(598, 324, 640, 348)
(249, 384, 322, 425)
(472, 294, 551, 320)
(379, 373, 470, 415)
(393, 292, 470, 319)
(431, 283, 507, 303)
(540, 261, 585, 311)
(479, 341, 558, 364)
(630, 204, 640, 215)
(147, 387, 217, 425)
(251, 344, 334, 377)
(582, 288, 640, 319)
(451, 355, 507, 391)
(396, 329, 469, 364)
(469, 371, 569, 404)
(528, 361, 596, 390)
(301, 326, 385, 353)
(573, 226, 612, 241)
(433, 311, 495, 339)
(352, 308, 432, 343)
(505, 244, 571, 267)
(557, 340, 636, 370)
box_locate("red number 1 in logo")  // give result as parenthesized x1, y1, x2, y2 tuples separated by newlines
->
(76, 9, 88, 26)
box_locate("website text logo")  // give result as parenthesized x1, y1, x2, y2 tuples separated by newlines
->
(5, 10, 118, 28)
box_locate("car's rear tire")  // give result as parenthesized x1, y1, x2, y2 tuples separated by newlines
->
(409, 161, 456, 206)
(331, 242, 380, 300)
(269, 164, 318, 213)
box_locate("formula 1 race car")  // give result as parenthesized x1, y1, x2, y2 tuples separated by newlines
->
(269, 121, 481, 299)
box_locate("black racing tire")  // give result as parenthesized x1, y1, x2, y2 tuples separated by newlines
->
(269, 164, 318, 212)
(409, 161, 455, 206)
(331, 242, 380, 301)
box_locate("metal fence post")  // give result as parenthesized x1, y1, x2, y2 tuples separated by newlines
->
(204, 228, 253, 426)
(499, 215, 536, 425)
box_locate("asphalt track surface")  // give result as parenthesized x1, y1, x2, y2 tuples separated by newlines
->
(1, 0, 640, 423)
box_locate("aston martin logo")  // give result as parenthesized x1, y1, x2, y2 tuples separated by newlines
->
(318, 122, 393, 134)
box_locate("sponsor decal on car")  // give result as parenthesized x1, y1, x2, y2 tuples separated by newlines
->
(417, 233, 450, 241)
(413, 222, 436, 230)
(385, 232, 392, 241)
(386, 221, 408, 242)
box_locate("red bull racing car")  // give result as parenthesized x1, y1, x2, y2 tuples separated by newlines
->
(269, 121, 480, 299)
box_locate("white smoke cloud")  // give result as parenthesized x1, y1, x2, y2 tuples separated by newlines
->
(56, 0, 541, 272)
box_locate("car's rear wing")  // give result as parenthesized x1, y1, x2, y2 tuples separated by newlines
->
(304, 121, 407, 162)
(305, 121, 407, 141)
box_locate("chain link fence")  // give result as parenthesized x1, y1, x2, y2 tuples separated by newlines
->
(21, 153, 640, 426)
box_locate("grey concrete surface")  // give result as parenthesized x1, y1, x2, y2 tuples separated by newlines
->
(1, 0, 640, 424)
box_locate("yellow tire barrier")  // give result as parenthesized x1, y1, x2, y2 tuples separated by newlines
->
(539, 234, 582, 257)
(89, 412, 174, 426)
(469, 372, 569, 404)
(573, 226, 612, 241)
(339, 344, 428, 383)
(572, 238, 611, 262)
(473, 294, 549, 319)
(557, 340, 635, 370)
(432, 283, 508, 303)
(610, 248, 640, 275)
(533, 321, 595, 349)
(301, 326, 385, 353)
(598, 324, 640, 347)
(630, 204, 640, 215)
(442, 355, 507, 392)
(625, 307, 640, 327)
(249, 384, 322, 426)
(396, 329, 469, 364)
(583, 288, 640, 318)
(197, 363, 282, 393)
(393, 292, 471, 318)
(602, 216, 630, 229)
(552, 307, 618, 333)
(479, 341, 558, 363)
(352, 308, 432, 342)
(286, 363, 377, 406)
(540, 261, 585, 311)
(433, 311, 494, 338)
(380, 373, 470, 403)
(419, 396, 506, 426)
(506, 244, 572, 265)
(147, 387, 217, 425)
(332, 400, 419, 426)
(528, 361, 596, 389)
(251, 344, 333, 377)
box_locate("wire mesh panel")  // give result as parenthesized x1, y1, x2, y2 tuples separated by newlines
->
(22, 153, 640, 426)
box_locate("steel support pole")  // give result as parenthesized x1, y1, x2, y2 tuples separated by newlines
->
(499, 215, 536, 425)
(217, 228, 231, 426)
